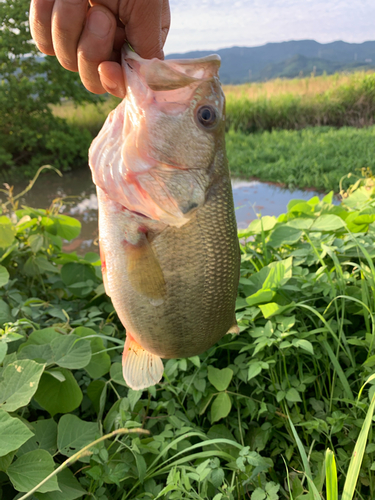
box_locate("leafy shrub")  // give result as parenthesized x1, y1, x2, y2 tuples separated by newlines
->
(1, 178, 375, 498)
(0, 0, 100, 180)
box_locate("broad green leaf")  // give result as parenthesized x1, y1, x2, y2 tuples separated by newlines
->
(128, 389, 143, 411)
(0, 216, 15, 248)
(60, 262, 97, 298)
(17, 344, 54, 364)
(45, 369, 66, 382)
(268, 225, 302, 247)
(286, 388, 302, 403)
(210, 467, 224, 488)
(248, 362, 263, 381)
(293, 339, 314, 355)
(251, 488, 266, 500)
(51, 214, 81, 241)
(240, 216, 277, 236)
(35, 468, 86, 500)
(263, 257, 293, 289)
(325, 449, 338, 500)
(74, 327, 111, 378)
(34, 368, 83, 416)
(287, 200, 313, 214)
(259, 301, 295, 318)
(110, 362, 127, 386)
(343, 186, 371, 208)
(24, 255, 40, 276)
(18, 328, 61, 350)
(50, 335, 91, 369)
(35, 255, 59, 274)
(0, 451, 15, 472)
(134, 452, 147, 483)
(0, 359, 44, 412)
(29, 234, 44, 253)
(286, 218, 314, 230)
(211, 393, 232, 423)
(7, 449, 59, 493)
(0, 299, 13, 325)
(57, 414, 98, 461)
(87, 380, 106, 413)
(311, 214, 346, 232)
(208, 366, 233, 391)
(247, 289, 275, 306)
(323, 191, 334, 204)
(0, 342, 7, 364)
(17, 418, 58, 456)
(0, 265, 9, 287)
(0, 409, 34, 457)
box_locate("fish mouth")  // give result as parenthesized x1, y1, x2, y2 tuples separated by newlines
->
(122, 45, 221, 92)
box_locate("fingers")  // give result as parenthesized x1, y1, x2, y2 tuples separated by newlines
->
(29, 0, 171, 97)
(98, 61, 126, 98)
(119, 0, 171, 60)
(77, 5, 117, 93)
(30, 0, 56, 55)
(161, 0, 171, 49)
(51, 0, 88, 71)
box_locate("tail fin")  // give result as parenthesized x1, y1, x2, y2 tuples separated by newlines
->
(122, 333, 164, 390)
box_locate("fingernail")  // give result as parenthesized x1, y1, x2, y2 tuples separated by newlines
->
(99, 70, 117, 90)
(88, 10, 111, 39)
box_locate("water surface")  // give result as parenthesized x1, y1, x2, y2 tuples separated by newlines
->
(9, 169, 331, 253)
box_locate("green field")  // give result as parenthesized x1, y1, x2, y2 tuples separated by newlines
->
(227, 126, 375, 192)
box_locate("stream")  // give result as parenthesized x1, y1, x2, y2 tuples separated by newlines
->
(8, 169, 332, 253)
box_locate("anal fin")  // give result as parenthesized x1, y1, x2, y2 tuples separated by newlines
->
(122, 333, 164, 390)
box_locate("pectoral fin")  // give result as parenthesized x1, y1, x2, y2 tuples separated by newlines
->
(126, 233, 166, 300)
(122, 333, 164, 390)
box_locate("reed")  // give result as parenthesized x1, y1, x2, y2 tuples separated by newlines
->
(52, 71, 375, 136)
(225, 72, 375, 132)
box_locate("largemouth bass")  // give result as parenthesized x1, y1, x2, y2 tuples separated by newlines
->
(89, 47, 240, 390)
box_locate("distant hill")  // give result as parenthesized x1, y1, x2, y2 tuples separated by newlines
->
(166, 40, 375, 84)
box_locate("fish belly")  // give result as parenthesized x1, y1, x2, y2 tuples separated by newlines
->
(97, 176, 239, 360)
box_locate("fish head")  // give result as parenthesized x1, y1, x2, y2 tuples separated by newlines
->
(89, 47, 226, 226)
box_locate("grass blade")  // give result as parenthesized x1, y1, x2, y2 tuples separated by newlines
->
(321, 339, 354, 400)
(325, 449, 338, 500)
(287, 414, 322, 500)
(342, 384, 375, 500)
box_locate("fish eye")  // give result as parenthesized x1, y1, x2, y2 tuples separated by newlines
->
(196, 105, 218, 129)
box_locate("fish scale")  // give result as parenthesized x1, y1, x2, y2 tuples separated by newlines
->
(89, 47, 240, 390)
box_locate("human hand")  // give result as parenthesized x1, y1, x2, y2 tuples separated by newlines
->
(29, 0, 171, 98)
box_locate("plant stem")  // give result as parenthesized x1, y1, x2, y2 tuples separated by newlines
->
(18, 427, 149, 500)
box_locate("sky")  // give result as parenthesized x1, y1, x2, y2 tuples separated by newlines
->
(164, 0, 375, 54)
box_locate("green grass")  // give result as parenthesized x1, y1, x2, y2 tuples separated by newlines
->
(227, 126, 375, 192)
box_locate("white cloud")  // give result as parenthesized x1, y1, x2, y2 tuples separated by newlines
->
(164, 0, 375, 54)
